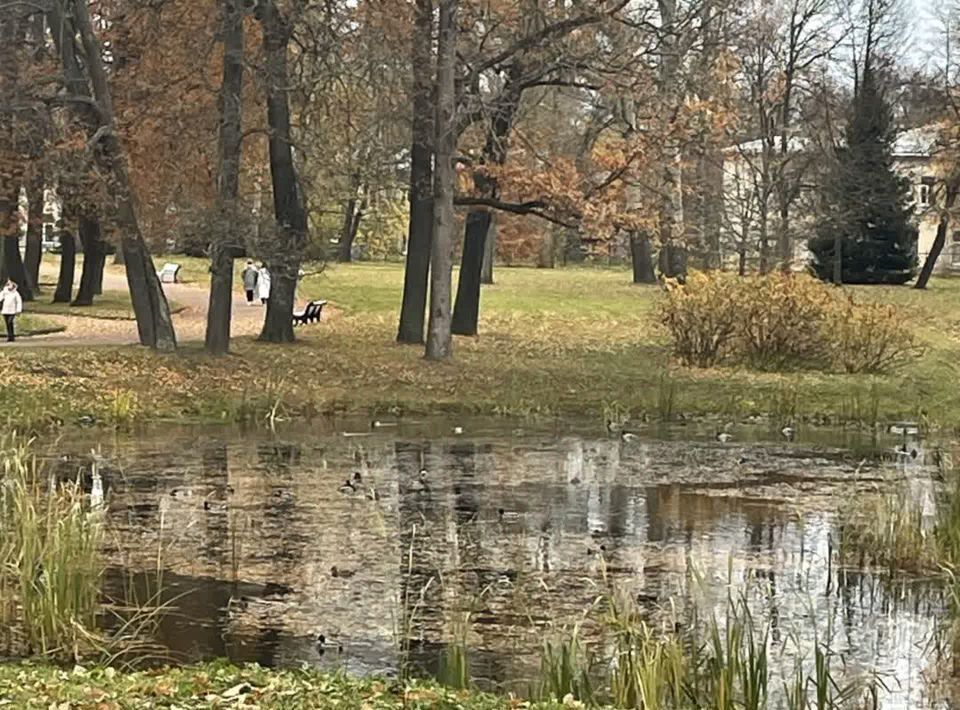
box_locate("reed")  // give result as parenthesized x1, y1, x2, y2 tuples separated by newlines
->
(537, 625, 596, 704)
(0, 436, 103, 660)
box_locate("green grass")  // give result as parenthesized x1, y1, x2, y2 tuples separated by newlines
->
(26, 289, 184, 321)
(3, 262, 960, 431)
(0, 437, 103, 661)
(16, 314, 66, 337)
(0, 661, 559, 709)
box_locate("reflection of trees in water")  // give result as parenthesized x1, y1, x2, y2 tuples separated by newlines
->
(79, 429, 943, 703)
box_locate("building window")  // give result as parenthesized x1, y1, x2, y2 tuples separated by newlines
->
(919, 177, 935, 207)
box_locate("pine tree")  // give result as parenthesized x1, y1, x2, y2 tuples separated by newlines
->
(809, 63, 918, 284)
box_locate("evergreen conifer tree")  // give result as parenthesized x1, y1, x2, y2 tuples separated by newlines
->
(809, 63, 918, 284)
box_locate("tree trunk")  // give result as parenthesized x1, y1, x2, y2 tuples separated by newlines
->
(205, 0, 245, 356)
(630, 232, 657, 284)
(537, 232, 556, 268)
(24, 172, 43, 292)
(258, 0, 306, 344)
(425, 0, 457, 361)
(397, 0, 435, 345)
(337, 198, 358, 262)
(53, 227, 76, 303)
(832, 232, 842, 285)
(51, 0, 175, 349)
(451, 66, 521, 333)
(1, 179, 33, 302)
(72, 214, 103, 306)
(916, 186, 957, 290)
(656, 0, 686, 281)
(451, 210, 490, 335)
(93, 248, 105, 294)
(481, 212, 495, 284)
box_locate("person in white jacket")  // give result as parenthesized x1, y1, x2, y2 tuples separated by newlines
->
(1, 280, 23, 342)
(257, 264, 272, 305)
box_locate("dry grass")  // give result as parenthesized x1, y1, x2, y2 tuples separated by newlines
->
(1, 261, 959, 431)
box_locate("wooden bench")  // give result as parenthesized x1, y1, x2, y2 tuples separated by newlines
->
(157, 263, 181, 283)
(292, 300, 327, 327)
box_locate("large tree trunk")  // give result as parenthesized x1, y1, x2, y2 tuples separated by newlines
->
(72, 214, 103, 306)
(481, 212, 496, 284)
(51, 0, 175, 349)
(630, 232, 657, 284)
(53, 224, 76, 303)
(258, 0, 306, 344)
(93, 245, 106, 294)
(425, 0, 457, 361)
(656, 0, 686, 280)
(451, 210, 490, 335)
(205, 0, 245, 356)
(24, 171, 44, 292)
(397, 0, 435, 345)
(916, 186, 957, 290)
(451, 68, 521, 336)
(1, 177, 33, 301)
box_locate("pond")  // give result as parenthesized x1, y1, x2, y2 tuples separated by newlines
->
(45, 418, 948, 707)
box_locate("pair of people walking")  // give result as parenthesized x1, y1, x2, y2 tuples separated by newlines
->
(1, 280, 23, 342)
(241, 260, 271, 305)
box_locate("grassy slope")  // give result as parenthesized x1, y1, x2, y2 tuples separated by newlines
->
(0, 661, 553, 709)
(16, 314, 66, 337)
(2, 260, 959, 430)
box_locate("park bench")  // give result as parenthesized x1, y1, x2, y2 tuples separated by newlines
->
(157, 262, 181, 284)
(293, 299, 327, 327)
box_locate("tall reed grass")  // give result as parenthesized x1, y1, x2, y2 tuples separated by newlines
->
(0, 436, 103, 660)
(530, 587, 878, 709)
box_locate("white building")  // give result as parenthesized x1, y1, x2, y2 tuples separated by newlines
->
(721, 125, 958, 275)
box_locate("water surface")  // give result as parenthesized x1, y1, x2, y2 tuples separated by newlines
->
(47, 418, 947, 706)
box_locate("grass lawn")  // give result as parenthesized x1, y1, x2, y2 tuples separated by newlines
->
(16, 313, 66, 337)
(26, 289, 187, 321)
(2, 260, 960, 431)
(0, 661, 545, 709)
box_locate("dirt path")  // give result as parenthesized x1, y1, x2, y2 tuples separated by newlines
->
(3, 267, 276, 348)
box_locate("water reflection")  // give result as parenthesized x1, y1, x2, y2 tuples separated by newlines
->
(49, 421, 947, 706)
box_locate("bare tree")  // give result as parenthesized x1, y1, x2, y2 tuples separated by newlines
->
(48, 0, 176, 349)
(205, 0, 246, 355)
(425, 0, 458, 361)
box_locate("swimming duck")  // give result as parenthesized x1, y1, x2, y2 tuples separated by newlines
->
(338, 479, 357, 495)
(498, 508, 522, 523)
(353, 471, 363, 483)
(453, 426, 464, 435)
(781, 426, 796, 441)
(620, 431, 639, 443)
(716, 431, 734, 443)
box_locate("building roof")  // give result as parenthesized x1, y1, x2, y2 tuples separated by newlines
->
(892, 125, 938, 157)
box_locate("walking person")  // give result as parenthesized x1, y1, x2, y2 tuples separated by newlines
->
(1, 280, 23, 342)
(257, 264, 271, 305)
(241, 260, 259, 305)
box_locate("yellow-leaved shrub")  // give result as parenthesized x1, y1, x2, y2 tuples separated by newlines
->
(658, 271, 920, 373)
(658, 271, 741, 367)
(825, 297, 922, 373)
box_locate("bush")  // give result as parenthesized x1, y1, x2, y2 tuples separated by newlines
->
(737, 273, 835, 369)
(825, 296, 921, 373)
(658, 271, 740, 367)
(659, 270, 920, 373)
